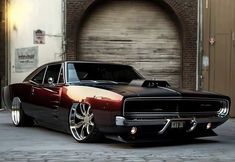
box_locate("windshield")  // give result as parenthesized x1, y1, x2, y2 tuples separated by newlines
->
(67, 63, 143, 83)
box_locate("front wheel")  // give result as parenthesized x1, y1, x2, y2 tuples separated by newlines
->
(69, 102, 102, 143)
(11, 97, 34, 127)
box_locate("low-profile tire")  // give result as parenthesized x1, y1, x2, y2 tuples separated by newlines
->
(69, 102, 103, 143)
(11, 97, 34, 127)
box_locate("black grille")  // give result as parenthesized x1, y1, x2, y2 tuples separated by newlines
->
(124, 98, 221, 114)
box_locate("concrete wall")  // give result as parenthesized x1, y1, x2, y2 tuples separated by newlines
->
(9, 0, 64, 84)
(0, 0, 6, 107)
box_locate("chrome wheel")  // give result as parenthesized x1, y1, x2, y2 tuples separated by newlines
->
(69, 103, 95, 141)
(12, 97, 21, 126)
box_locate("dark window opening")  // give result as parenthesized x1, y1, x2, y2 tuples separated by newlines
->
(32, 68, 46, 84)
(44, 64, 62, 84)
(67, 63, 143, 83)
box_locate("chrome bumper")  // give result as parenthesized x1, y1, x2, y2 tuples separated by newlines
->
(115, 116, 228, 134)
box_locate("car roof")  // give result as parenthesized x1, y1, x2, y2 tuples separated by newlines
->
(42, 60, 131, 66)
(23, 60, 133, 82)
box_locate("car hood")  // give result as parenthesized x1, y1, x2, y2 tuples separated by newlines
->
(83, 83, 229, 100)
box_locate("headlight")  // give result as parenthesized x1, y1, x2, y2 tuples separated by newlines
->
(217, 100, 229, 118)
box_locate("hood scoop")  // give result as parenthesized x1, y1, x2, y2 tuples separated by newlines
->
(129, 80, 170, 88)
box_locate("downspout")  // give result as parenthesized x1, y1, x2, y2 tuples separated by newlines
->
(62, 0, 67, 61)
(196, 0, 203, 90)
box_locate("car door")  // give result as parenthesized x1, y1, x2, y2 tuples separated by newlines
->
(29, 64, 63, 125)
(24, 66, 47, 119)
(41, 63, 63, 124)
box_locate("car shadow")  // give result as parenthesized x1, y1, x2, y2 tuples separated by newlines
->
(1, 122, 222, 148)
(104, 137, 222, 149)
(128, 138, 219, 148)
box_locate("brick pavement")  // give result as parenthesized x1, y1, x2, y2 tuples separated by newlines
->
(0, 111, 235, 162)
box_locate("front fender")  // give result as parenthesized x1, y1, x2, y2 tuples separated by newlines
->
(61, 86, 124, 131)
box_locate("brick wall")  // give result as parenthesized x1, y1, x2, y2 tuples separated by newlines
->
(66, 0, 198, 90)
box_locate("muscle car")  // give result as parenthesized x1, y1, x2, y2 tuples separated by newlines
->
(1, 61, 230, 143)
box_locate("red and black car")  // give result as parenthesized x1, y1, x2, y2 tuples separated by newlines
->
(1, 61, 230, 143)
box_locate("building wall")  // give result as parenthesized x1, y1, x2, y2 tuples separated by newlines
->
(66, 0, 198, 90)
(0, 1, 6, 78)
(0, 0, 6, 107)
(6, 0, 199, 90)
(8, 0, 64, 84)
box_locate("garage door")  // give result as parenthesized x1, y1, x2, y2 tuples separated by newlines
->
(78, 0, 182, 87)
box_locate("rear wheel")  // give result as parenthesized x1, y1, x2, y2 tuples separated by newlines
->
(69, 102, 102, 143)
(11, 97, 34, 127)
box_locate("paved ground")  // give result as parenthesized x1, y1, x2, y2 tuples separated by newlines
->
(0, 110, 235, 162)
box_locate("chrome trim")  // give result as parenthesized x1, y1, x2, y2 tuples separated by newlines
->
(12, 97, 21, 126)
(158, 119, 171, 134)
(115, 116, 226, 127)
(217, 100, 230, 118)
(42, 65, 48, 85)
(124, 111, 218, 117)
(64, 62, 68, 84)
(29, 63, 63, 85)
(158, 87, 181, 94)
(57, 64, 64, 84)
(187, 118, 197, 132)
(124, 96, 229, 101)
(69, 102, 95, 141)
(116, 116, 125, 126)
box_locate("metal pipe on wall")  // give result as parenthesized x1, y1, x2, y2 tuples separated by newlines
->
(196, 0, 203, 91)
(62, 0, 67, 61)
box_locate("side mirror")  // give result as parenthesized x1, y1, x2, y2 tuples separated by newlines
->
(48, 77, 54, 85)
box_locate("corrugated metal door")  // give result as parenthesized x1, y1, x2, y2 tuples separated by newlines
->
(77, 0, 182, 88)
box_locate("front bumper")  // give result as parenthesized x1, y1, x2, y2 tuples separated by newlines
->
(115, 116, 229, 134)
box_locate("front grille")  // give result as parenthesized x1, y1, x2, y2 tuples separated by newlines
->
(123, 98, 222, 118)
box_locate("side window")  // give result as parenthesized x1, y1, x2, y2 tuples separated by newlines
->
(67, 63, 80, 82)
(32, 68, 46, 84)
(44, 64, 62, 84)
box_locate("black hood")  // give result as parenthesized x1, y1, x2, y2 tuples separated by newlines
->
(97, 84, 181, 97)
(77, 80, 229, 100)
(99, 85, 228, 99)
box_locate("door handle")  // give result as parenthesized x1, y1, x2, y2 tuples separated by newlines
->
(31, 88, 35, 95)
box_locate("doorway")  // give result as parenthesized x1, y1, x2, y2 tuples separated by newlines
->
(203, 0, 235, 116)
